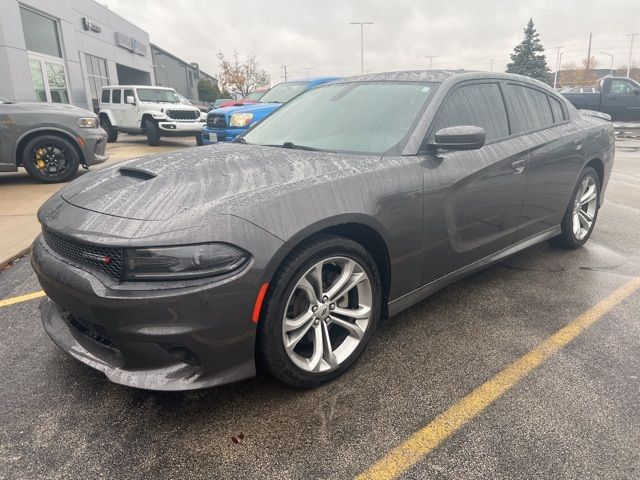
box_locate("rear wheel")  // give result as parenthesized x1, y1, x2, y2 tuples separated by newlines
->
(100, 116, 118, 143)
(21, 135, 80, 183)
(257, 235, 381, 388)
(144, 119, 160, 146)
(554, 166, 600, 248)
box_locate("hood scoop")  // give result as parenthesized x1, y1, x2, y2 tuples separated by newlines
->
(118, 166, 157, 180)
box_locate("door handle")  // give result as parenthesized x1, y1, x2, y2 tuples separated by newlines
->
(511, 159, 525, 174)
(573, 139, 583, 150)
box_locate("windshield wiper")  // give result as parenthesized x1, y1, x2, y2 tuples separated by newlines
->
(233, 137, 248, 144)
(282, 141, 320, 151)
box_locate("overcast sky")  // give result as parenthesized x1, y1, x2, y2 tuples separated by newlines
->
(101, 0, 639, 84)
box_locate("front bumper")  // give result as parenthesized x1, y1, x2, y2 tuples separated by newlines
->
(157, 121, 205, 136)
(202, 126, 246, 144)
(31, 230, 275, 390)
(79, 128, 109, 166)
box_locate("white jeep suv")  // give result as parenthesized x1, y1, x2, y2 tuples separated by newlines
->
(98, 86, 206, 146)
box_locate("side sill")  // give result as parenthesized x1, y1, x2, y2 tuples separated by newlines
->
(387, 225, 561, 317)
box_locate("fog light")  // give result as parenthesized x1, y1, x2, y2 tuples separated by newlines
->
(164, 345, 201, 367)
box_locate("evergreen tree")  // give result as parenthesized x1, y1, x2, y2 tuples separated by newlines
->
(506, 19, 550, 83)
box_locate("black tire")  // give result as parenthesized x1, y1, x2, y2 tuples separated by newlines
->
(100, 116, 118, 143)
(195, 132, 204, 146)
(553, 166, 600, 249)
(21, 135, 80, 183)
(257, 234, 382, 388)
(144, 119, 160, 146)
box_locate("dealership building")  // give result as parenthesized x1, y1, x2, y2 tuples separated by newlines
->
(0, 0, 216, 112)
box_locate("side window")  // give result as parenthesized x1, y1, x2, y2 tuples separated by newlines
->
(609, 79, 636, 96)
(123, 89, 134, 104)
(101, 89, 110, 103)
(112, 89, 122, 104)
(431, 83, 509, 143)
(504, 84, 554, 133)
(548, 96, 565, 123)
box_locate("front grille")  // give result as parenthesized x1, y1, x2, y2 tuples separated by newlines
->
(42, 228, 123, 280)
(166, 109, 200, 120)
(207, 114, 227, 128)
(66, 312, 116, 350)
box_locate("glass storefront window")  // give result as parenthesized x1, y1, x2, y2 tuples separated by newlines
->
(46, 63, 70, 103)
(85, 54, 110, 112)
(29, 59, 47, 102)
(20, 7, 62, 58)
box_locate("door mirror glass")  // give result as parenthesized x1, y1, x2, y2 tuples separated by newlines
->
(430, 126, 486, 151)
(125, 95, 135, 105)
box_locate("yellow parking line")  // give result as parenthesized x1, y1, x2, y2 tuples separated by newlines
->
(0, 290, 46, 308)
(357, 276, 640, 480)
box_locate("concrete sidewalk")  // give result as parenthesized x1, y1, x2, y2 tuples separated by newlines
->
(0, 135, 197, 266)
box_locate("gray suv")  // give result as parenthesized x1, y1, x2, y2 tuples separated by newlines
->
(0, 95, 108, 183)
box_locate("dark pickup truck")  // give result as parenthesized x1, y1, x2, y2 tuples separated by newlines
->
(562, 76, 640, 121)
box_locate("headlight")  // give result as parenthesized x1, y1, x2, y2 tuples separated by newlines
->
(229, 113, 253, 127)
(123, 243, 250, 280)
(77, 117, 99, 128)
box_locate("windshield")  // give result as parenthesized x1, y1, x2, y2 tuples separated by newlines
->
(137, 88, 180, 103)
(244, 90, 266, 102)
(243, 81, 437, 155)
(259, 82, 307, 103)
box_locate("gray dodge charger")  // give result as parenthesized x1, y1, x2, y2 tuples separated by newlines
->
(32, 71, 614, 390)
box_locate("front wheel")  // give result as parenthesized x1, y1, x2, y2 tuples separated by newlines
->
(554, 166, 600, 248)
(100, 116, 118, 143)
(257, 235, 381, 388)
(144, 119, 160, 146)
(21, 135, 80, 183)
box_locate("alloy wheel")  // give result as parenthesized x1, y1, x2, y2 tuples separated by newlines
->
(31, 144, 70, 178)
(282, 256, 373, 373)
(572, 175, 598, 241)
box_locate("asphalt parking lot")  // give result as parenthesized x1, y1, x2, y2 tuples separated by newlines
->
(0, 139, 639, 479)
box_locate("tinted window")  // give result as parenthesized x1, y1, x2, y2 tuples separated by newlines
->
(101, 89, 110, 103)
(431, 83, 509, 143)
(504, 84, 554, 133)
(549, 96, 565, 123)
(20, 8, 62, 58)
(112, 89, 122, 104)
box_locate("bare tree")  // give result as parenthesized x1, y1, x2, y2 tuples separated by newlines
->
(217, 51, 269, 97)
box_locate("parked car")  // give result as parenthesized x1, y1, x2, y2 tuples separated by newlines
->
(202, 77, 341, 143)
(562, 76, 640, 121)
(560, 86, 600, 93)
(99, 86, 205, 147)
(208, 98, 232, 111)
(216, 87, 269, 109)
(32, 71, 614, 390)
(0, 96, 107, 183)
(177, 93, 208, 114)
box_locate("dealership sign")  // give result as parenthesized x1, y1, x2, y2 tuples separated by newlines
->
(115, 32, 147, 56)
(82, 17, 102, 33)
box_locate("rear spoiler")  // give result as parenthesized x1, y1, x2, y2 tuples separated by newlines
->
(578, 109, 611, 122)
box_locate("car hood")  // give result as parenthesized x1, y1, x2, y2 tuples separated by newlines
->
(60, 143, 361, 221)
(213, 102, 281, 117)
(10, 102, 93, 115)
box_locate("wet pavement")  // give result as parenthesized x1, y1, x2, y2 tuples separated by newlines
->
(0, 139, 638, 479)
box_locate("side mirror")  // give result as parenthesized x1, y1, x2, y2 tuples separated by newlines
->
(125, 95, 136, 105)
(430, 126, 486, 151)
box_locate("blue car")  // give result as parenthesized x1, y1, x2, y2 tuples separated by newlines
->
(202, 76, 341, 143)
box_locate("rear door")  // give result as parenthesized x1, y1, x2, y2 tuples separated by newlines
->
(502, 83, 585, 239)
(420, 81, 528, 283)
(110, 88, 123, 126)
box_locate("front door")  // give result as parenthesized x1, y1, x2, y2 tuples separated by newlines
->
(604, 78, 640, 121)
(421, 81, 527, 284)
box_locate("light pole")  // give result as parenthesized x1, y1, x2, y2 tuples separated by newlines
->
(303, 67, 313, 78)
(281, 65, 289, 82)
(350, 21, 374, 74)
(553, 46, 562, 90)
(600, 52, 614, 75)
(424, 55, 437, 71)
(627, 33, 639, 78)
(489, 59, 494, 72)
